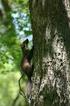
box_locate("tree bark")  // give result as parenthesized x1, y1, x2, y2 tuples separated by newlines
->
(28, 0, 70, 106)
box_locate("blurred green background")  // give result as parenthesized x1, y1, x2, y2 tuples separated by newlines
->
(0, 0, 32, 106)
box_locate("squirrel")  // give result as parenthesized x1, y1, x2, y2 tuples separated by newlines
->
(20, 39, 34, 82)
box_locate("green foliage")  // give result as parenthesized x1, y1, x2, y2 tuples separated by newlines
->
(0, 72, 19, 106)
(0, 0, 32, 106)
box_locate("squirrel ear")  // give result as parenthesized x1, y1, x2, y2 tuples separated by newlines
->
(23, 39, 29, 44)
(25, 39, 29, 44)
(20, 39, 29, 47)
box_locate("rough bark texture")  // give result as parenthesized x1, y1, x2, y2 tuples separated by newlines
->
(28, 0, 70, 106)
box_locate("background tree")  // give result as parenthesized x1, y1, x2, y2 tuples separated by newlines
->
(0, 0, 31, 106)
(29, 0, 70, 106)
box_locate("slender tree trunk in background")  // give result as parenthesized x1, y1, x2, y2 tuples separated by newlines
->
(0, 0, 16, 36)
(29, 0, 70, 106)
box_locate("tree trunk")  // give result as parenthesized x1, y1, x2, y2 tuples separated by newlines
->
(29, 0, 70, 106)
